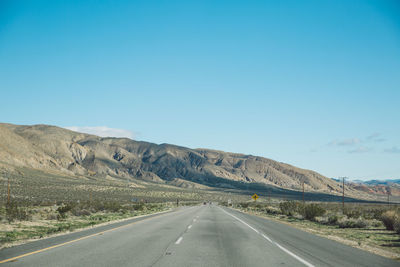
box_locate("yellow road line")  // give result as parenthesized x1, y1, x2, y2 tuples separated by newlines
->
(0, 209, 174, 264)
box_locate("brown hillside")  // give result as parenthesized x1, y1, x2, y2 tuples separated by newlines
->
(0, 123, 377, 199)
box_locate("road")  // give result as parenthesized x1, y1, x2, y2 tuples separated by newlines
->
(0, 204, 398, 266)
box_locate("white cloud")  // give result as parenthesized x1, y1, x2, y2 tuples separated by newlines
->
(348, 146, 372, 154)
(329, 138, 360, 146)
(384, 146, 400, 154)
(366, 133, 386, 143)
(65, 126, 135, 139)
(328, 133, 387, 151)
(366, 133, 380, 140)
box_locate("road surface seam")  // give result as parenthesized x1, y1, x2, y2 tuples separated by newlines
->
(219, 207, 315, 267)
(149, 208, 202, 267)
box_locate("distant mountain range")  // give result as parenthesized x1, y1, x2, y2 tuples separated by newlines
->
(331, 178, 400, 197)
(0, 123, 395, 199)
(353, 179, 400, 185)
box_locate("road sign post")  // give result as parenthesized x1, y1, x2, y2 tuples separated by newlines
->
(252, 193, 259, 202)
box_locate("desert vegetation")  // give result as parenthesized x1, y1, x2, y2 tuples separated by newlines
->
(226, 200, 400, 230)
(0, 167, 250, 204)
(0, 200, 175, 247)
(381, 210, 400, 234)
(0, 168, 249, 248)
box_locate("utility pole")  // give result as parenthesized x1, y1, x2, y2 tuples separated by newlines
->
(387, 192, 390, 208)
(7, 175, 10, 205)
(342, 177, 345, 213)
(302, 181, 305, 204)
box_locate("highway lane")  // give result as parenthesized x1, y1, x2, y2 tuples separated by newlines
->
(223, 207, 398, 267)
(0, 204, 398, 267)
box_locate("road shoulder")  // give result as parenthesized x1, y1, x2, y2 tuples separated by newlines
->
(0, 207, 178, 263)
(230, 207, 400, 261)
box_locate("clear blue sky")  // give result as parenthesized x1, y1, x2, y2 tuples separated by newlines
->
(1, 0, 399, 180)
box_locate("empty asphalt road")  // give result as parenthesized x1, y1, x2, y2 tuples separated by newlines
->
(0, 204, 398, 267)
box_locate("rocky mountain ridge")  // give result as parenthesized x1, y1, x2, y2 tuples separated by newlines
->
(0, 123, 378, 199)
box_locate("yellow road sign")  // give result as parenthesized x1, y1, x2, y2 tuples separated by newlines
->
(252, 193, 259, 201)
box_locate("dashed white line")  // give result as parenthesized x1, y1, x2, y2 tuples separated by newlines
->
(219, 207, 259, 234)
(219, 207, 315, 267)
(175, 236, 183, 244)
(177, 221, 194, 245)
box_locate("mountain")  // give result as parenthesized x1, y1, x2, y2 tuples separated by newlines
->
(0, 123, 377, 199)
(329, 178, 400, 197)
(346, 179, 400, 197)
(362, 179, 400, 186)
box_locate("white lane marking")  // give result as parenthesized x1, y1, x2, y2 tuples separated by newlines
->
(219, 207, 259, 234)
(188, 225, 192, 229)
(175, 236, 183, 244)
(219, 207, 315, 267)
(275, 243, 314, 267)
(262, 233, 273, 243)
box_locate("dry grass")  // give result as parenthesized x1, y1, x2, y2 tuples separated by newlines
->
(0, 167, 250, 205)
(0, 201, 173, 248)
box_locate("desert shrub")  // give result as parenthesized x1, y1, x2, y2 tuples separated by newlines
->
(88, 201, 104, 212)
(55, 223, 72, 232)
(103, 201, 123, 212)
(265, 206, 280, 215)
(46, 227, 58, 234)
(240, 203, 250, 209)
(254, 204, 264, 210)
(220, 201, 228, 206)
(345, 209, 362, 219)
(362, 208, 385, 220)
(279, 201, 299, 216)
(293, 213, 305, 220)
(370, 219, 382, 228)
(132, 203, 144, 211)
(338, 218, 368, 228)
(3, 231, 19, 242)
(393, 219, 400, 234)
(381, 210, 399, 231)
(72, 208, 91, 217)
(328, 215, 339, 225)
(46, 213, 57, 220)
(57, 203, 74, 220)
(5, 202, 31, 223)
(85, 201, 125, 213)
(303, 204, 325, 221)
(355, 218, 368, 228)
